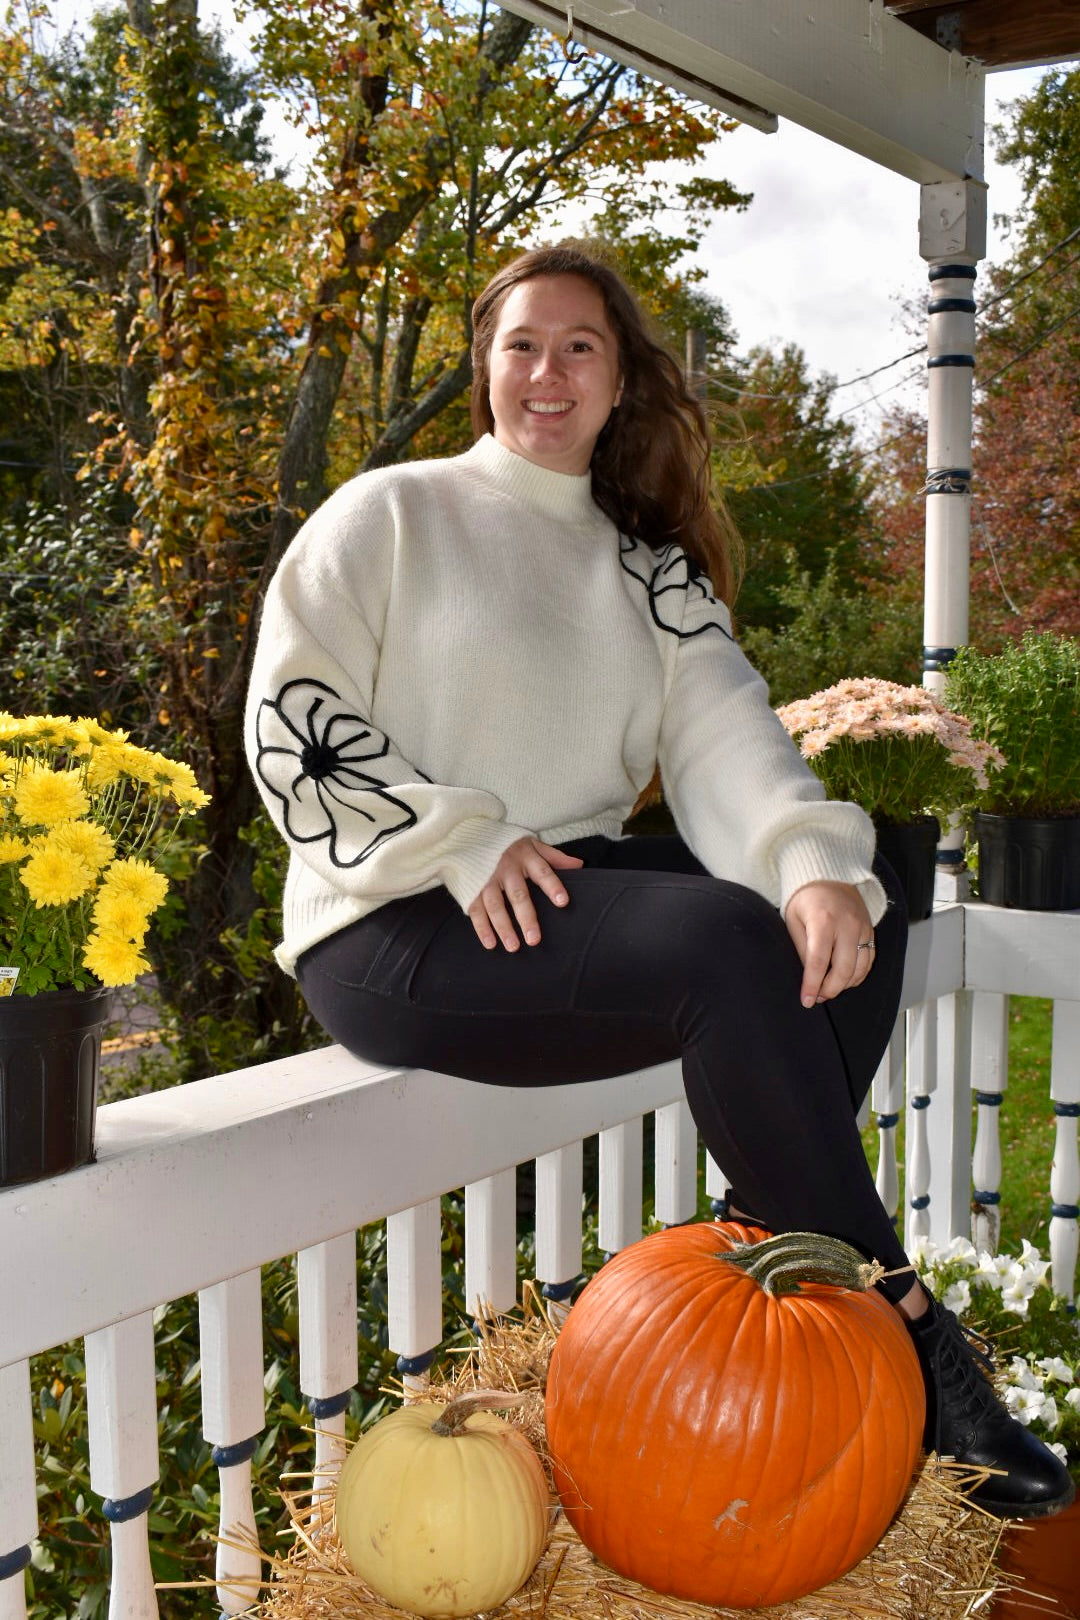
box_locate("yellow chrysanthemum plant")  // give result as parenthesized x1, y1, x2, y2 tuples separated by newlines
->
(0, 714, 210, 997)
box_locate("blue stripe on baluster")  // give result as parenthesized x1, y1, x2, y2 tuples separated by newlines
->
(877, 1112, 900, 1130)
(974, 1092, 1004, 1107)
(541, 1278, 579, 1304)
(210, 1437, 258, 1469)
(1054, 1102, 1080, 1118)
(911, 1096, 931, 1110)
(910, 1195, 931, 1211)
(0, 1546, 31, 1581)
(1051, 1203, 1080, 1220)
(102, 1485, 155, 1523)
(395, 1350, 435, 1378)
(972, 1190, 1001, 1205)
(306, 1390, 353, 1420)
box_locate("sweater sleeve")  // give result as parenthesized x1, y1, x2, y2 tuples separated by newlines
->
(653, 555, 887, 925)
(244, 482, 531, 912)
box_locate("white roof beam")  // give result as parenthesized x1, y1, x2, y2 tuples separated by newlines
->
(501, 0, 985, 183)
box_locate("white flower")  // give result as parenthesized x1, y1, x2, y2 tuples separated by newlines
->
(975, 1252, 1013, 1289)
(1036, 1356, 1075, 1385)
(1066, 1388, 1080, 1412)
(1006, 1357, 1042, 1391)
(942, 1236, 980, 1268)
(1049, 1442, 1069, 1464)
(1004, 1385, 1059, 1428)
(910, 1234, 942, 1268)
(942, 1279, 972, 1315)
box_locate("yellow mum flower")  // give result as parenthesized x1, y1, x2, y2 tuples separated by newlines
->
(99, 856, 169, 913)
(50, 818, 116, 872)
(0, 834, 28, 863)
(150, 755, 211, 809)
(20, 843, 95, 906)
(92, 887, 151, 939)
(83, 741, 136, 789)
(13, 764, 90, 827)
(82, 930, 149, 987)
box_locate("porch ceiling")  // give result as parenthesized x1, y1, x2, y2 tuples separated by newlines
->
(500, 0, 1080, 183)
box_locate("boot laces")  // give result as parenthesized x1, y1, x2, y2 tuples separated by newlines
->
(930, 1309, 999, 1421)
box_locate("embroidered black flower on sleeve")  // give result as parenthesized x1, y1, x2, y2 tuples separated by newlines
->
(255, 678, 417, 867)
(619, 535, 733, 641)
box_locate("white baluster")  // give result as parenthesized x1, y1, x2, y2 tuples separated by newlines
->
(535, 1143, 584, 1325)
(871, 1027, 906, 1225)
(298, 1233, 358, 1492)
(970, 991, 1009, 1254)
(465, 1170, 517, 1321)
(704, 1151, 730, 1218)
(905, 1001, 938, 1248)
(84, 1313, 158, 1620)
(387, 1201, 442, 1398)
(198, 1271, 264, 1615)
(0, 1359, 36, 1620)
(654, 1100, 697, 1227)
(1049, 1000, 1080, 1304)
(598, 1118, 642, 1256)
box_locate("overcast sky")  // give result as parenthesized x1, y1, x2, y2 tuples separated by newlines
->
(53, 2, 1049, 432)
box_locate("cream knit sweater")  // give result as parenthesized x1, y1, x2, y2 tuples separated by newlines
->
(245, 435, 885, 974)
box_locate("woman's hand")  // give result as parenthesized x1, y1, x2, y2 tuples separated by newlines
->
(784, 881, 876, 1008)
(468, 837, 585, 951)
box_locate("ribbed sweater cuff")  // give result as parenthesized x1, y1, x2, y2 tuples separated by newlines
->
(438, 817, 535, 911)
(776, 832, 887, 926)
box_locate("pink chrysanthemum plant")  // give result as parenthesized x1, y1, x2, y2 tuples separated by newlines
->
(0, 714, 210, 996)
(775, 678, 1005, 828)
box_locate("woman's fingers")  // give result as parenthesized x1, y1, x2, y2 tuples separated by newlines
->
(785, 881, 875, 1006)
(467, 838, 584, 951)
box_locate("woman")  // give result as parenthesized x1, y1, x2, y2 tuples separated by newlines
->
(245, 242, 1071, 1520)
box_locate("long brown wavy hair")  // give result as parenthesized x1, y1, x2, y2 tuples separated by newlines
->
(470, 241, 741, 606)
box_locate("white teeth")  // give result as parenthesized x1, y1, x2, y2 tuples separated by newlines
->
(526, 401, 572, 414)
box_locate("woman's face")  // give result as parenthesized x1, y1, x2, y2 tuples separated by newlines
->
(486, 273, 623, 476)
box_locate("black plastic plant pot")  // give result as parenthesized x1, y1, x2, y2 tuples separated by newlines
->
(0, 984, 113, 1188)
(874, 816, 940, 922)
(974, 812, 1080, 911)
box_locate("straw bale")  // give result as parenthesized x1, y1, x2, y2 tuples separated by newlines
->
(253, 1286, 1017, 1620)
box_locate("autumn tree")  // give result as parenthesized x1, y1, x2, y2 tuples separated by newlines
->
(1, 0, 746, 1069)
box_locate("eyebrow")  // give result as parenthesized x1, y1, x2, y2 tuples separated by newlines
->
(501, 323, 611, 341)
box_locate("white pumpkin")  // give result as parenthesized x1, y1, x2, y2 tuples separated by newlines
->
(334, 1390, 550, 1618)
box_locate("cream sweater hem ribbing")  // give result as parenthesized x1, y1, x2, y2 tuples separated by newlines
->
(245, 435, 886, 976)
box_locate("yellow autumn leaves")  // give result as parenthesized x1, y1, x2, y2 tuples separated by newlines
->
(0, 714, 210, 991)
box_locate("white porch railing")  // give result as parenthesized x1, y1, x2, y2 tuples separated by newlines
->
(1, 900, 1077, 1619)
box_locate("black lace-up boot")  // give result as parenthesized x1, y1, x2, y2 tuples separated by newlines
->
(909, 1294, 1075, 1519)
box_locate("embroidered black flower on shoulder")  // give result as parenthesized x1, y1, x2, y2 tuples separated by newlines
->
(619, 535, 733, 641)
(256, 679, 416, 867)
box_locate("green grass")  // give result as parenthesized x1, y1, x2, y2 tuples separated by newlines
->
(860, 996, 1057, 1255)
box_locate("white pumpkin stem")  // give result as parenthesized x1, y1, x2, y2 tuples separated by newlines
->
(429, 1388, 529, 1437)
(720, 1231, 889, 1296)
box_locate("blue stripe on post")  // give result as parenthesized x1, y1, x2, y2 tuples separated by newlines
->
(395, 1350, 435, 1378)
(923, 645, 958, 672)
(911, 1095, 931, 1111)
(927, 354, 975, 368)
(1051, 1203, 1080, 1220)
(0, 1546, 32, 1581)
(102, 1485, 155, 1523)
(928, 297, 976, 315)
(910, 1195, 931, 1210)
(542, 1278, 579, 1304)
(306, 1390, 353, 1420)
(1054, 1102, 1080, 1118)
(929, 263, 977, 281)
(974, 1092, 1004, 1107)
(973, 1190, 1001, 1205)
(876, 1113, 900, 1130)
(923, 468, 971, 495)
(211, 1437, 258, 1469)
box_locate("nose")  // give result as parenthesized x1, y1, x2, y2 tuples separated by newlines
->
(530, 345, 565, 383)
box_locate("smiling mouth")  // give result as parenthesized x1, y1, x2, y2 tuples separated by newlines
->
(524, 400, 574, 415)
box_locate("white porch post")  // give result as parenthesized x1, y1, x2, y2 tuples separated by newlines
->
(918, 177, 987, 892)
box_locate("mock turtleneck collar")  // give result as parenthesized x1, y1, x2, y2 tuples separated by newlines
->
(462, 434, 603, 527)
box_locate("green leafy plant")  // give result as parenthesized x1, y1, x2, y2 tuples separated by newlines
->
(775, 677, 1004, 826)
(914, 1235, 1080, 1484)
(944, 632, 1080, 817)
(0, 715, 209, 994)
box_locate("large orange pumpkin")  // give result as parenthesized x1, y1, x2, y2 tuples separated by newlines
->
(544, 1222, 925, 1609)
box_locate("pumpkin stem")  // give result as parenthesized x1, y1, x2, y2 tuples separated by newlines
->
(429, 1388, 529, 1437)
(719, 1232, 886, 1296)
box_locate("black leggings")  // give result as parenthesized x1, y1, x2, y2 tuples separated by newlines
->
(297, 835, 912, 1293)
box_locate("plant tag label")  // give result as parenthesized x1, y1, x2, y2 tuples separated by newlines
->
(0, 967, 19, 996)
